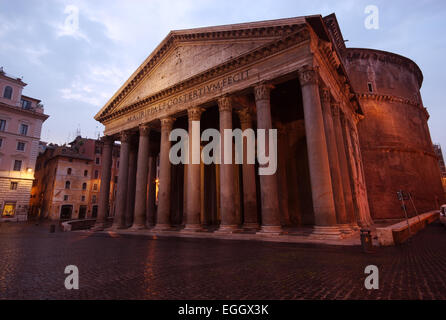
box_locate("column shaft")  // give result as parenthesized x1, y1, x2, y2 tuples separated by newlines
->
(146, 155, 157, 227)
(320, 88, 349, 231)
(112, 131, 131, 229)
(125, 139, 138, 227)
(184, 107, 205, 231)
(94, 136, 114, 230)
(237, 108, 259, 229)
(254, 84, 282, 233)
(332, 105, 355, 223)
(217, 96, 238, 232)
(155, 117, 175, 230)
(298, 67, 338, 228)
(131, 124, 151, 229)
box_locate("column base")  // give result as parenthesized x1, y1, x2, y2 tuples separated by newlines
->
(310, 226, 344, 239)
(214, 225, 240, 234)
(152, 224, 171, 232)
(91, 222, 106, 232)
(338, 224, 354, 234)
(129, 224, 147, 231)
(109, 224, 127, 231)
(243, 223, 260, 230)
(257, 225, 282, 236)
(182, 224, 204, 233)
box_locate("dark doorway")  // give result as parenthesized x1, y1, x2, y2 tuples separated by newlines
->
(79, 205, 87, 219)
(60, 205, 73, 220)
(92, 205, 98, 218)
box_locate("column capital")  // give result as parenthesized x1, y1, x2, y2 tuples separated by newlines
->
(237, 107, 252, 126)
(187, 106, 205, 121)
(160, 117, 175, 131)
(331, 102, 340, 117)
(254, 83, 274, 102)
(101, 135, 114, 146)
(218, 95, 233, 113)
(139, 123, 151, 136)
(120, 130, 133, 143)
(320, 87, 331, 104)
(298, 66, 319, 87)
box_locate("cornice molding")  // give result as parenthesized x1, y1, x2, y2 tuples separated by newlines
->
(345, 48, 423, 88)
(356, 93, 421, 108)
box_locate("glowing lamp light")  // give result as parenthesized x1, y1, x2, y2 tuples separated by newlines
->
(27, 168, 33, 173)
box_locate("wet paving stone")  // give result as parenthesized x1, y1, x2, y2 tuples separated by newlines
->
(0, 221, 445, 300)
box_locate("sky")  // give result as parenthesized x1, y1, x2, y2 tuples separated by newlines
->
(0, 0, 445, 147)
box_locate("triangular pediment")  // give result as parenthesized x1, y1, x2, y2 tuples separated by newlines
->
(94, 16, 317, 121)
(118, 40, 274, 109)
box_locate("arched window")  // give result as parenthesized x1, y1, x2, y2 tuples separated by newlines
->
(65, 181, 71, 189)
(3, 86, 12, 99)
(82, 182, 87, 190)
(67, 168, 72, 175)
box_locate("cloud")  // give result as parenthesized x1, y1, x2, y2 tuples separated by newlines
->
(60, 64, 133, 106)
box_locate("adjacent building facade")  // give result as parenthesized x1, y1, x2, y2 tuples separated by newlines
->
(0, 68, 48, 221)
(30, 136, 120, 221)
(92, 14, 444, 237)
(433, 144, 446, 198)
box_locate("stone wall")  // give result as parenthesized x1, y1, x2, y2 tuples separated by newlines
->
(344, 48, 445, 219)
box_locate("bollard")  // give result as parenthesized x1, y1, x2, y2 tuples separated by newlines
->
(50, 224, 56, 233)
(360, 229, 374, 253)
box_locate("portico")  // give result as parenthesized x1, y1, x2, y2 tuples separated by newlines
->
(93, 16, 373, 238)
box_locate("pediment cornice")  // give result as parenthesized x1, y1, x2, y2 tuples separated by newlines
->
(95, 18, 312, 122)
(97, 26, 311, 123)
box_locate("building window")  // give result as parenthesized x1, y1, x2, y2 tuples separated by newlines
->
(0, 119, 6, 132)
(95, 157, 100, 165)
(94, 170, 99, 179)
(13, 160, 22, 171)
(93, 184, 98, 191)
(81, 195, 85, 202)
(3, 86, 12, 99)
(367, 82, 373, 93)
(67, 168, 72, 175)
(92, 195, 97, 203)
(19, 124, 28, 136)
(65, 181, 71, 189)
(82, 182, 87, 190)
(0, 138, 3, 148)
(17, 141, 25, 151)
(2, 202, 16, 217)
(84, 170, 88, 177)
(64, 195, 69, 201)
(21, 99, 32, 110)
(10, 182, 18, 190)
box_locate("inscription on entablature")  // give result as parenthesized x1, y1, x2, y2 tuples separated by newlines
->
(126, 69, 250, 123)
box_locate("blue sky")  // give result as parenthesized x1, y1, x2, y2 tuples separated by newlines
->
(0, 0, 445, 148)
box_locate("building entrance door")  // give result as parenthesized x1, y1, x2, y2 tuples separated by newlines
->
(60, 205, 73, 220)
(79, 206, 87, 219)
(92, 205, 98, 218)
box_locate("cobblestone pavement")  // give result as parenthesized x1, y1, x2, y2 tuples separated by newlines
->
(0, 221, 445, 300)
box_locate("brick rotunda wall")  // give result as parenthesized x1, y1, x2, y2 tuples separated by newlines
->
(344, 48, 444, 220)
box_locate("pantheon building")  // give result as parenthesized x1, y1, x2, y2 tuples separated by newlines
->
(93, 14, 444, 238)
